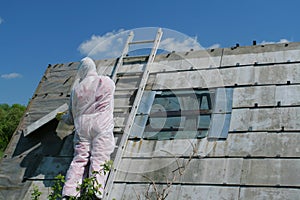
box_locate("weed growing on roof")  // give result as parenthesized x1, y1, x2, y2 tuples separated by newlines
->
(30, 185, 42, 200)
(31, 160, 113, 200)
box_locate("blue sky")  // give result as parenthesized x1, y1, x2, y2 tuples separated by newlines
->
(0, 0, 299, 105)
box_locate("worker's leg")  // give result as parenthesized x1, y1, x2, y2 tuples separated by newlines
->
(62, 133, 91, 197)
(89, 127, 115, 198)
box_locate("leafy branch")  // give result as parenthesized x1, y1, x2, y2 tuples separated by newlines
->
(31, 160, 113, 200)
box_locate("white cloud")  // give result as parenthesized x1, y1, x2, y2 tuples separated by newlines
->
(207, 43, 221, 49)
(78, 29, 205, 59)
(78, 29, 128, 59)
(0, 17, 3, 25)
(1, 73, 22, 79)
(259, 38, 291, 45)
(160, 37, 202, 52)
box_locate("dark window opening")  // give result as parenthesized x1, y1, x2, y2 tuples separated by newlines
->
(142, 89, 213, 140)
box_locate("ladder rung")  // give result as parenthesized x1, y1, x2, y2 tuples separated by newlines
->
(117, 71, 143, 77)
(115, 105, 132, 109)
(113, 127, 124, 133)
(129, 40, 155, 45)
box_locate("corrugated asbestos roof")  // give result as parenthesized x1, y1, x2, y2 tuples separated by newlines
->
(0, 42, 300, 199)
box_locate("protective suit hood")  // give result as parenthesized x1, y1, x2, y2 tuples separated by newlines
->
(77, 57, 97, 81)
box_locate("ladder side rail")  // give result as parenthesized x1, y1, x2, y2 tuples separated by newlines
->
(104, 28, 163, 199)
(111, 31, 134, 82)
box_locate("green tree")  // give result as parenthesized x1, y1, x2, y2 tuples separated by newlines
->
(0, 103, 26, 155)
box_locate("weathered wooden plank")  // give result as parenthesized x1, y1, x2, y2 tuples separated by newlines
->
(115, 158, 243, 185)
(113, 113, 128, 128)
(182, 158, 243, 185)
(35, 70, 76, 94)
(150, 55, 221, 73)
(239, 187, 300, 200)
(106, 183, 126, 200)
(28, 95, 69, 118)
(275, 85, 300, 106)
(118, 63, 144, 74)
(219, 66, 255, 86)
(114, 97, 132, 107)
(241, 159, 300, 186)
(233, 86, 276, 107)
(178, 185, 239, 200)
(116, 158, 300, 187)
(152, 64, 300, 90)
(222, 48, 300, 66)
(23, 180, 53, 200)
(209, 132, 300, 158)
(229, 109, 251, 131)
(233, 85, 300, 108)
(254, 64, 300, 85)
(152, 70, 212, 90)
(24, 104, 68, 137)
(0, 183, 33, 200)
(124, 132, 300, 158)
(49, 62, 79, 73)
(109, 183, 181, 200)
(29, 156, 72, 180)
(116, 76, 140, 89)
(95, 59, 116, 76)
(230, 107, 300, 131)
(152, 67, 255, 90)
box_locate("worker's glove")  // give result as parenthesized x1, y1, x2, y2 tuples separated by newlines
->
(56, 112, 65, 121)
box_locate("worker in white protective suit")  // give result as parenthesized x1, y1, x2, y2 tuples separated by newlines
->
(58, 57, 115, 199)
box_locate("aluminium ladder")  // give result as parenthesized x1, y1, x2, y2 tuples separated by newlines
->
(104, 28, 163, 199)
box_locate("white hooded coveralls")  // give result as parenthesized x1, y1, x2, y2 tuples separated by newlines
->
(62, 57, 115, 198)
